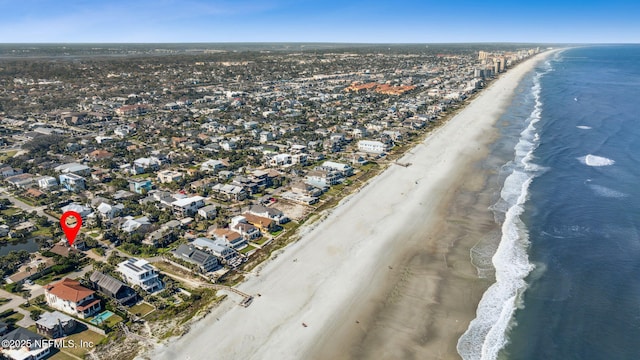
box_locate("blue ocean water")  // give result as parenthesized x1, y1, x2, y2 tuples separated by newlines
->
(458, 45, 640, 360)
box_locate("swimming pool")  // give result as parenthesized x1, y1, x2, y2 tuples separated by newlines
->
(90, 310, 114, 325)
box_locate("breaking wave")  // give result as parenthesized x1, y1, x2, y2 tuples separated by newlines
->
(578, 154, 615, 167)
(457, 63, 550, 360)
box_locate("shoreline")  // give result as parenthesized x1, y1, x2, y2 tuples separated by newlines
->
(144, 50, 556, 360)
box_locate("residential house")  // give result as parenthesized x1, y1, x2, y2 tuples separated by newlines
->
(89, 271, 137, 305)
(230, 216, 261, 240)
(173, 244, 220, 273)
(37, 175, 58, 190)
(144, 227, 175, 247)
(131, 157, 162, 175)
(249, 170, 271, 189)
(87, 150, 113, 161)
(117, 258, 163, 293)
(120, 216, 152, 235)
(0, 328, 51, 360)
(91, 169, 112, 182)
(242, 213, 277, 233)
(291, 153, 308, 165)
(247, 204, 289, 224)
(319, 161, 354, 177)
(60, 203, 93, 219)
(0, 166, 22, 178)
(210, 184, 247, 202)
(200, 159, 226, 173)
(59, 173, 86, 192)
(54, 162, 91, 176)
(197, 204, 217, 220)
(129, 179, 153, 194)
(171, 196, 205, 217)
(269, 153, 292, 167)
(95, 202, 124, 220)
(305, 169, 341, 188)
(36, 311, 77, 338)
(44, 278, 102, 319)
(212, 228, 247, 249)
(192, 237, 237, 261)
(157, 170, 184, 183)
(290, 181, 323, 197)
(25, 188, 45, 199)
(5, 173, 35, 189)
(357, 140, 391, 154)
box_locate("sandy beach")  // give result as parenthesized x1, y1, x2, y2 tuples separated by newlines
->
(145, 51, 554, 360)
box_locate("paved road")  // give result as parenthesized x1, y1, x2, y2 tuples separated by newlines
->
(0, 288, 35, 328)
(0, 187, 58, 223)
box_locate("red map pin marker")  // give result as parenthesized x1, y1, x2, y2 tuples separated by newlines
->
(60, 211, 82, 246)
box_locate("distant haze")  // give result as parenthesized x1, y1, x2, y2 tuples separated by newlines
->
(0, 0, 638, 43)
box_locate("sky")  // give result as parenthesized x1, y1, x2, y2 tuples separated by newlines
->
(0, 0, 639, 43)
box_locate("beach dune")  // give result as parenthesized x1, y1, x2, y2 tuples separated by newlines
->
(146, 51, 552, 360)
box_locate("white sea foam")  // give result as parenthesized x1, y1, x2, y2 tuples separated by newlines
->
(578, 154, 615, 167)
(576, 125, 592, 130)
(458, 66, 549, 360)
(588, 184, 627, 198)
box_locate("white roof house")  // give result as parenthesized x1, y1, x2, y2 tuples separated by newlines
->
(117, 258, 163, 293)
(121, 216, 151, 233)
(37, 176, 58, 190)
(54, 162, 91, 175)
(60, 203, 93, 218)
(171, 196, 205, 217)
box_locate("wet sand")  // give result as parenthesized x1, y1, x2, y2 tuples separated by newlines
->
(145, 51, 554, 360)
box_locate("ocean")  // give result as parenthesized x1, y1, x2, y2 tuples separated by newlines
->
(458, 45, 640, 360)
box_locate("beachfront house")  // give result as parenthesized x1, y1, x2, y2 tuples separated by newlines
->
(357, 140, 391, 154)
(192, 237, 237, 261)
(247, 204, 289, 224)
(89, 271, 138, 305)
(117, 258, 163, 293)
(173, 244, 220, 273)
(44, 278, 102, 319)
(212, 228, 247, 249)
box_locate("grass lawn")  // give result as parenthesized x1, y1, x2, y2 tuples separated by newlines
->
(14, 195, 36, 206)
(19, 303, 40, 312)
(35, 273, 65, 285)
(253, 237, 271, 245)
(64, 330, 104, 357)
(0, 150, 17, 161)
(129, 302, 155, 317)
(0, 208, 21, 216)
(239, 245, 256, 254)
(0, 298, 9, 305)
(32, 226, 53, 237)
(154, 261, 198, 281)
(1, 312, 24, 323)
(49, 350, 78, 360)
(104, 313, 123, 327)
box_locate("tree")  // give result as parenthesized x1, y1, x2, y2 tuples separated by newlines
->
(22, 290, 31, 306)
(30, 309, 43, 321)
